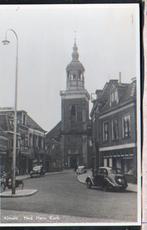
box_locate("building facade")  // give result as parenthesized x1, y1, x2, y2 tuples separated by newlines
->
(45, 122, 62, 171)
(60, 41, 90, 168)
(90, 77, 137, 177)
(0, 127, 8, 173)
(0, 108, 46, 174)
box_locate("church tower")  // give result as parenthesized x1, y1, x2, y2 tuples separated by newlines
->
(60, 41, 90, 168)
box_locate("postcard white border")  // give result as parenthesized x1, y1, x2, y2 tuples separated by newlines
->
(0, 3, 142, 227)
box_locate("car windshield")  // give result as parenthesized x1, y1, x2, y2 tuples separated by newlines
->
(110, 168, 122, 174)
(33, 165, 42, 170)
(78, 166, 85, 169)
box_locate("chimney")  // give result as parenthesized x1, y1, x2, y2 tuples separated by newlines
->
(95, 90, 102, 99)
(119, 72, 121, 84)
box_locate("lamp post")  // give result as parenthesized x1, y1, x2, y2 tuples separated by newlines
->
(2, 29, 18, 195)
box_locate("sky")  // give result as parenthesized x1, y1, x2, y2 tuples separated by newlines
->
(0, 4, 140, 131)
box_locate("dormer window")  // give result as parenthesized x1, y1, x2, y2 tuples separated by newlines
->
(110, 87, 119, 106)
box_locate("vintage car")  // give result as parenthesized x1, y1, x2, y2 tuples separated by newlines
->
(85, 167, 128, 191)
(76, 166, 87, 175)
(30, 165, 46, 177)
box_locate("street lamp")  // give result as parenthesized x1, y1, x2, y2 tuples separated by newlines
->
(2, 29, 18, 195)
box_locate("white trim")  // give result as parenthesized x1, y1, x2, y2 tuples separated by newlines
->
(99, 143, 136, 152)
(99, 102, 135, 119)
(61, 94, 89, 101)
(103, 121, 109, 142)
(60, 89, 90, 101)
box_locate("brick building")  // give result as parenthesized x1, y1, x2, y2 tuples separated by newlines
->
(90, 77, 137, 177)
(60, 41, 90, 168)
(0, 108, 46, 174)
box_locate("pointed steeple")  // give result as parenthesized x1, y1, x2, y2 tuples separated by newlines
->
(66, 39, 85, 90)
(72, 41, 79, 61)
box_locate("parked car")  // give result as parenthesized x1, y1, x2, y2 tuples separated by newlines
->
(30, 165, 46, 178)
(76, 166, 87, 175)
(85, 167, 128, 192)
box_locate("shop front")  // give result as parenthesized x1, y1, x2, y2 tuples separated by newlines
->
(100, 147, 136, 176)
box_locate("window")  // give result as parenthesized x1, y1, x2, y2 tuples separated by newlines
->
(9, 119, 14, 127)
(77, 111, 82, 121)
(70, 105, 77, 126)
(22, 113, 26, 125)
(103, 121, 109, 142)
(110, 88, 119, 106)
(73, 74, 76, 80)
(29, 134, 33, 147)
(112, 119, 119, 140)
(78, 75, 81, 80)
(122, 115, 131, 138)
(71, 105, 76, 116)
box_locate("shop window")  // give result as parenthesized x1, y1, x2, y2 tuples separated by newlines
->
(103, 121, 109, 142)
(122, 115, 131, 138)
(112, 158, 117, 169)
(112, 119, 119, 140)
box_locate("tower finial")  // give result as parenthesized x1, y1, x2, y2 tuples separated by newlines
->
(72, 31, 79, 61)
(74, 30, 77, 44)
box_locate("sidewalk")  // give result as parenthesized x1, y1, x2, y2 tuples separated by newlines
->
(16, 170, 67, 181)
(0, 189, 38, 198)
(77, 170, 137, 193)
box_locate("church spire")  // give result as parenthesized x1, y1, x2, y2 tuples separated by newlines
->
(66, 38, 85, 90)
(72, 40, 79, 61)
(71, 31, 79, 61)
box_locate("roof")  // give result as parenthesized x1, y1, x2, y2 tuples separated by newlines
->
(46, 121, 61, 141)
(26, 115, 45, 133)
(0, 109, 45, 133)
(91, 79, 136, 115)
(0, 114, 11, 131)
(66, 61, 85, 72)
(66, 41, 85, 72)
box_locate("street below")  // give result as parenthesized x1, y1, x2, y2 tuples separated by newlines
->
(1, 170, 137, 223)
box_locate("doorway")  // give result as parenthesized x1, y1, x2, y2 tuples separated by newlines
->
(70, 156, 77, 169)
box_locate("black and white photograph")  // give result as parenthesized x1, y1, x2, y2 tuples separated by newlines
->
(0, 3, 141, 226)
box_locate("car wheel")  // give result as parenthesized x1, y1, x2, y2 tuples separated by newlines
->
(87, 180, 92, 189)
